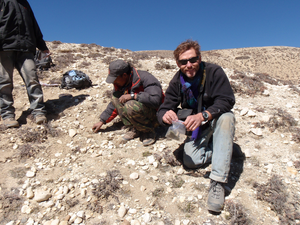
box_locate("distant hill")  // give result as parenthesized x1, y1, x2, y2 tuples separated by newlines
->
(138, 46, 300, 83)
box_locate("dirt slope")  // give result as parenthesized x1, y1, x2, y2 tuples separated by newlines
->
(0, 42, 299, 225)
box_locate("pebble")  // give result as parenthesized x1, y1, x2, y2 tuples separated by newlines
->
(250, 128, 263, 136)
(118, 205, 127, 218)
(26, 171, 35, 178)
(33, 190, 52, 202)
(130, 172, 139, 180)
(143, 213, 151, 223)
(26, 187, 34, 199)
(69, 129, 77, 137)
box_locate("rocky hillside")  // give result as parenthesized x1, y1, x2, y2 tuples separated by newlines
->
(0, 42, 299, 225)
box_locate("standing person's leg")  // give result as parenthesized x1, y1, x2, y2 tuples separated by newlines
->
(207, 112, 235, 213)
(0, 51, 19, 128)
(15, 52, 47, 124)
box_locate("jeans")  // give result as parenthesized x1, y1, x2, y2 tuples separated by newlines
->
(0, 51, 46, 119)
(183, 112, 235, 183)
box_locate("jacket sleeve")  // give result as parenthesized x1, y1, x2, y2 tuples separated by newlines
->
(99, 102, 118, 124)
(204, 66, 235, 118)
(157, 75, 181, 126)
(135, 71, 163, 109)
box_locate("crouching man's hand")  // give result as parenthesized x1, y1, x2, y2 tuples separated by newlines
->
(92, 121, 104, 133)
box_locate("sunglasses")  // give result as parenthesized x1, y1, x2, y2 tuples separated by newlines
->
(178, 56, 199, 65)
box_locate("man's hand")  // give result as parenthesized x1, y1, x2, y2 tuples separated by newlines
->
(183, 113, 203, 131)
(92, 121, 104, 133)
(162, 110, 178, 125)
(119, 94, 132, 104)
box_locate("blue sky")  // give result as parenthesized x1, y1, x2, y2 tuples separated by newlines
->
(30, 0, 300, 51)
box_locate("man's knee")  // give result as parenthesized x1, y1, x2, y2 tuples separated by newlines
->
(216, 112, 235, 131)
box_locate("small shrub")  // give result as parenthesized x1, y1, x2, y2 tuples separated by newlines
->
(152, 187, 164, 197)
(18, 144, 38, 159)
(142, 151, 152, 157)
(92, 170, 122, 200)
(262, 108, 297, 132)
(163, 150, 181, 166)
(254, 175, 300, 224)
(225, 200, 250, 225)
(177, 201, 196, 213)
(155, 60, 176, 70)
(87, 200, 103, 214)
(170, 176, 185, 188)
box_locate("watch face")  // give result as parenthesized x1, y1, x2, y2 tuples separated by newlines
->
(203, 112, 209, 121)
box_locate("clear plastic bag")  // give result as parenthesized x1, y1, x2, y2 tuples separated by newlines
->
(165, 120, 186, 142)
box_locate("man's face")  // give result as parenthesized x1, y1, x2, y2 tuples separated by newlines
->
(177, 48, 201, 79)
(113, 73, 128, 88)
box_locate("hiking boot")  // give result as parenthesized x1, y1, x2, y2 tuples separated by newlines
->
(122, 127, 140, 141)
(35, 115, 47, 125)
(207, 180, 225, 213)
(142, 131, 156, 146)
(3, 118, 19, 128)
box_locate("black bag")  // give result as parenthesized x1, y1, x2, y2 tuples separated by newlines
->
(34, 50, 53, 70)
(177, 109, 193, 120)
(60, 70, 92, 90)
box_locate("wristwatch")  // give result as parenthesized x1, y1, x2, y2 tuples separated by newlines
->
(131, 93, 135, 100)
(202, 111, 209, 121)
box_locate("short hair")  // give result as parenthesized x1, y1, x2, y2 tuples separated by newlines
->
(173, 39, 201, 61)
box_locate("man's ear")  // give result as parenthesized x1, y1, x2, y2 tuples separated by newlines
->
(176, 61, 181, 68)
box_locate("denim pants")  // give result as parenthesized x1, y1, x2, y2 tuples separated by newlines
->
(183, 112, 235, 183)
(0, 51, 46, 119)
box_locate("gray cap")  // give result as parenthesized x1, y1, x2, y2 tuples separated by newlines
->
(106, 60, 130, 83)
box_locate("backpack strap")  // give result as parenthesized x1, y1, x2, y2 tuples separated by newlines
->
(197, 63, 206, 113)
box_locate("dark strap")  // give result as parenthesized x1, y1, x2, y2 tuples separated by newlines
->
(197, 64, 206, 113)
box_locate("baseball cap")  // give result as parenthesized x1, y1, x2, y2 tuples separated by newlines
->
(106, 60, 130, 83)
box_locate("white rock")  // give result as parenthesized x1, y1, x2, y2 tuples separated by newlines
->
(26, 187, 34, 199)
(56, 194, 64, 200)
(26, 171, 35, 178)
(69, 214, 77, 223)
(240, 108, 248, 116)
(118, 205, 127, 218)
(152, 176, 159, 181)
(77, 210, 85, 218)
(21, 205, 32, 214)
(6, 221, 14, 225)
(247, 110, 256, 117)
(177, 168, 185, 175)
(143, 213, 151, 223)
(140, 186, 146, 192)
(131, 220, 141, 225)
(50, 219, 60, 225)
(69, 129, 77, 137)
(74, 217, 83, 224)
(265, 164, 273, 173)
(174, 220, 181, 225)
(262, 90, 270, 96)
(148, 155, 156, 164)
(244, 149, 252, 158)
(130, 172, 139, 180)
(33, 190, 52, 202)
(128, 208, 137, 214)
(183, 219, 190, 225)
(250, 128, 263, 136)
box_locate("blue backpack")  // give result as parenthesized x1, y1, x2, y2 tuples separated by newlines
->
(60, 70, 92, 90)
